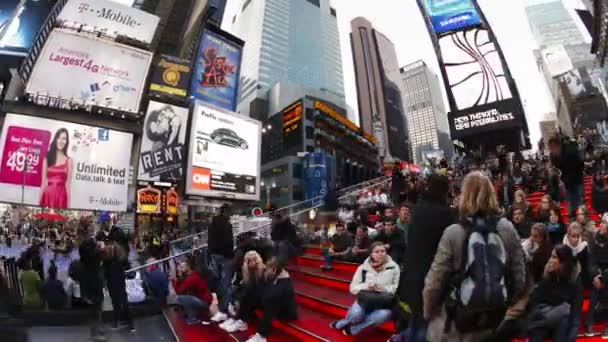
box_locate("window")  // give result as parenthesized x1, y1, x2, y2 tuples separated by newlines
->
(292, 164, 302, 179)
(330, 7, 337, 17)
(305, 126, 314, 139)
(242, 0, 253, 11)
(305, 108, 314, 120)
(292, 186, 303, 201)
(306, 0, 320, 6)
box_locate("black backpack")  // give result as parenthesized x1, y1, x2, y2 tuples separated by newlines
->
(445, 217, 509, 333)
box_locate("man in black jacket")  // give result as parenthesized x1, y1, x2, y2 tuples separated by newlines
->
(208, 204, 234, 323)
(392, 175, 456, 342)
(373, 218, 405, 265)
(549, 136, 584, 218)
(270, 214, 298, 264)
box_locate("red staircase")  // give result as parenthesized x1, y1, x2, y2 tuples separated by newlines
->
(527, 176, 601, 224)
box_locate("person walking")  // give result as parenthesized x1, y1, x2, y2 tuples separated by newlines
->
(103, 242, 135, 333)
(549, 136, 585, 219)
(208, 204, 235, 323)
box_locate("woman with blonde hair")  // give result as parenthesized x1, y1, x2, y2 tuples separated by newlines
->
(220, 251, 265, 333)
(575, 205, 596, 242)
(423, 171, 526, 342)
(509, 189, 531, 220)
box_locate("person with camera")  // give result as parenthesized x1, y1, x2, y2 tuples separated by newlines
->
(329, 241, 400, 336)
(585, 218, 608, 336)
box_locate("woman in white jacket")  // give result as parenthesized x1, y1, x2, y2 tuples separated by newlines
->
(329, 241, 400, 336)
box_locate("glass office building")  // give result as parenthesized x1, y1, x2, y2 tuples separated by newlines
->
(232, 0, 345, 116)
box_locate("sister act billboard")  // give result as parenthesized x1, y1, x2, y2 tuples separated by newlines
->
(0, 114, 133, 211)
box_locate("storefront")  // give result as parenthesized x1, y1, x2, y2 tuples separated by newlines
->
(135, 181, 185, 234)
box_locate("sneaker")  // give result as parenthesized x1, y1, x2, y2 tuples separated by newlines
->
(245, 333, 267, 342)
(129, 328, 136, 335)
(219, 318, 236, 330)
(211, 312, 228, 322)
(329, 321, 340, 329)
(201, 320, 211, 326)
(225, 320, 248, 333)
(342, 326, 353, 336)
(586, 326, 596, 337)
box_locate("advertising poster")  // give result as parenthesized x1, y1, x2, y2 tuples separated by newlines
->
(282, 100, 303, 148)
(448, 99, 523, 139)
(186, 101, 261, 201)
(25, 29, 153, 113)
(57, 0, 159, 44)
(423, 0, 481, 34)
(0, 114, 133, 211)
(0, 0, 55, 56)
(304, 153, 335, 207)
(136, 185, 161, 214)
(149, 55, 191, 98)
(190, 28, 243, 111)
(138, 101, 189, 182)
(541, 45, 573, 77)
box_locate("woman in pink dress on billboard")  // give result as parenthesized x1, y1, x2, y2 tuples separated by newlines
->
(39, 128, 72, 209)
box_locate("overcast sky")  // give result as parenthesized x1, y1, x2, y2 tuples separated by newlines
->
(223, 0, 591, 147)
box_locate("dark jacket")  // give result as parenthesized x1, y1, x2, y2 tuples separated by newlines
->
(271, 220, 298, 246)
(589, 231, 608, 277)
(263, 270, 298, 321)
(41, 279, 67, 310)
(592, 180, 608, 215)
(514, 221, 532, 239)
(143, 268, 169, 299)
(208, 214, 234, 259)
(529, 263, 580, 308)
(78, 238, 103, 305)
(103, 254, 129, 290)
(529, 242, 553, 283)
(400, 198, 457, 314)
(551, 141, 584, 188)
(374, 228, 406, 263)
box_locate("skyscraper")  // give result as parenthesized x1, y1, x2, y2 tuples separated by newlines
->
(400, 61, 452, 164)
(350, 17, 409, 162)
(231, 0, 345, 117)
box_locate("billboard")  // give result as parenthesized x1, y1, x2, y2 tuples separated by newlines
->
(0, 0, 55, 57)
(440, 28, 512, 111)
(448, 99, 522, 139)
(282, 100, 303, 148)
(138, 101, 189, 182)
(190, 27, 243, 111)
(186, 101, 261, 201)
(423, 0, 481, 34)
(0, 114, 133, 211)
(136, 185, 161, 214)
(25, 29, 152, 113)
(303, 153, 335, 207)
(541, 45, 573, 77)
(149, 55, 191, 98)
(562, 67, 596, 100)
(57, 0, 159, 44)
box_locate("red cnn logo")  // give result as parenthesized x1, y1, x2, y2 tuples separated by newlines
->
(192, 167, 211, 190)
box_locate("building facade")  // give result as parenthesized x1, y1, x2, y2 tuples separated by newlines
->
(350, 17, 410, 162)
(231, 0, 345, 118)
(399, 61, 452, 164)
(260, 96, 379, 207)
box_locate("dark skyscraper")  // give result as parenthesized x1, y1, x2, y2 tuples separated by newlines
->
(350, 17, 409, 162)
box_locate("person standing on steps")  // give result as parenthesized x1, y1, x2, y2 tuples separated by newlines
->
(208, 204, 235, 324)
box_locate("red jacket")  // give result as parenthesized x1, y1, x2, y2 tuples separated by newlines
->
(172, 272, 212, 304)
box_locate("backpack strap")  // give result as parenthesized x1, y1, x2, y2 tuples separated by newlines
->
(361, 269, 367, 284)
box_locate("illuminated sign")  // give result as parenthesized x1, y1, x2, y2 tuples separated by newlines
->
(282, 100, 303, 148)
(165, 188, 179, 215)
(137, 185, 161, 214)
(149, 55, 191, 98)
(313, 101, 376, 144)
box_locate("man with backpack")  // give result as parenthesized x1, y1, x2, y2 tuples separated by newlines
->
(422, 171, 526, 342)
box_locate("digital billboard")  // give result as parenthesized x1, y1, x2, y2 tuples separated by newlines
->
(282, 100, 303, 149)
(423, 0, 481, 34)
(138, 101, 189, 182)
(190, 27, 243, 111)
(25, 29, 153, 114)
(57, 0, 160, 44)
(149, 55, 191, 98)
(0, 0, 55, 57)
(0, 114, 133, 211)
(186, 101, 261, 201)
(448, 99, 522, 139)
(304, 153, 335, 207)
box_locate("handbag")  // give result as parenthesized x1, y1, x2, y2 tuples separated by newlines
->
(355, 270, 396, 312)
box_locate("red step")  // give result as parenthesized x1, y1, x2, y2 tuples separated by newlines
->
(296, 255, 359, 274)
(288, 265, 352, 292)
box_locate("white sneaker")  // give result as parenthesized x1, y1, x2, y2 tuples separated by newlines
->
(245, 333, 266, 342)
(225, 320, 248, 333)
(228, 303, 237, 317)
(211, 312, 229, 322)
(219, 318, 235, 330)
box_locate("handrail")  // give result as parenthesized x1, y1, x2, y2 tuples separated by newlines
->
(337, 177, 391, 200)
(337, 175, 390, 195)
(126, 203, 323, 274)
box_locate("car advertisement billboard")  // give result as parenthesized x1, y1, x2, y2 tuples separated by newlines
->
(0, 114, 133, 211)
(0, 0, 55, 57)
(149, 55, 191, 98)
(138, 101, 189, 182)
(303, 153, 335, 207)
(25, 29, 152, 114)
(423, 0, 481, 34)
(57, 0, 159, 44)
(190, 27, 243, 111)
(186, 101, 261, 201)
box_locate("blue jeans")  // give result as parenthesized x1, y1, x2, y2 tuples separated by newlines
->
(566, 183, 584, 219)
(585, 287, 603, 331)
(176, 295, 209, 322)
(209, 254, 234, 313)
(334, 301, 392, 335)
